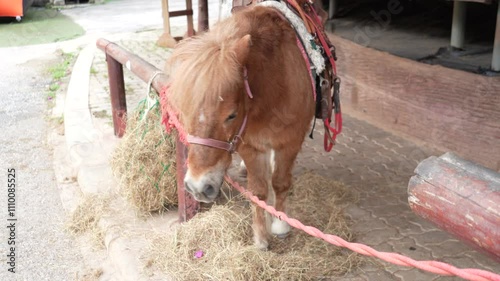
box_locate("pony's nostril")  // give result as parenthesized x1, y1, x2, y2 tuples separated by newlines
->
(203, 184, 215, 197)
(184, 181, 193, 193)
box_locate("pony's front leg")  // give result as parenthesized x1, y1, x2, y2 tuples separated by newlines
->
(239, 147, 272, 250)
(271, 147, 300, 238)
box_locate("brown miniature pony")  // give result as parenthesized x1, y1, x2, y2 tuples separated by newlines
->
(166, 6, 316, 249)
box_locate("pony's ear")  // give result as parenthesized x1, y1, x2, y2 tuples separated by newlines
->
(233, 34, 252, 65)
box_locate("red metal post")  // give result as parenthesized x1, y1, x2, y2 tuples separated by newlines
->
(176, 138, 200, 222)
(198, 0, 209, 32)
(105, 54, 127, 137)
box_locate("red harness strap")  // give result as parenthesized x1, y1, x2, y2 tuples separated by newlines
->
(285, 0, 342, 152)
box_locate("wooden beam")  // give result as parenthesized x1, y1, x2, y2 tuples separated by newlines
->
(409, 153, 500, 262)
(169, 9, 193, 17)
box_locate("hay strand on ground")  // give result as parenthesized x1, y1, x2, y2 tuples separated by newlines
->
(111, 100, 177, 213)
(66, 195, 109, 247)
(148, 172, 361, 280)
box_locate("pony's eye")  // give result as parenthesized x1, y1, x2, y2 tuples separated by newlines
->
(226, 112, 237, 121)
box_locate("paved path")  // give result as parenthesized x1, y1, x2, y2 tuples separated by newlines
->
(0, 52, 86, 281)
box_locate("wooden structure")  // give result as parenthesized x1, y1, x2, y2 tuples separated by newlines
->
(329, 33, 500, 171)
(328, 0, 500, 70)
(157, 0, 210, 47)
(409, 152, 500, 261)
(96, 38, 200, 222)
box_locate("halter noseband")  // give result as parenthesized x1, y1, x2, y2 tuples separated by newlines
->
(186, 67, 253, 154)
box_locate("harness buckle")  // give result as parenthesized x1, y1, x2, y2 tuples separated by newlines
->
(333, 77, 341, 114)
(330, 46, 337, 61)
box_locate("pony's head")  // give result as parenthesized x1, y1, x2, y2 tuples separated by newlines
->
(167, 27, 252, 203)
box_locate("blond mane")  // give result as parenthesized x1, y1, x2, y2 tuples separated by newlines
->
(166, 18, 250, 127)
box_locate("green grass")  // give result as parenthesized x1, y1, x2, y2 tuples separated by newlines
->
(46, 51, 76, 104)
(0, 8, 85, 47)
(48, 52, 75, 79)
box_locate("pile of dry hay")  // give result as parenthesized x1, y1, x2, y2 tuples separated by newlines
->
(148, 172, 361, 280)
(111, 98, 177, 213)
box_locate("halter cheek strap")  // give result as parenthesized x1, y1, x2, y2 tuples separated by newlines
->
(186, 66, 253, 154)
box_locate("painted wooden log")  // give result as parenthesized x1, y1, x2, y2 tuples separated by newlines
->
(408, 152, 500, 261)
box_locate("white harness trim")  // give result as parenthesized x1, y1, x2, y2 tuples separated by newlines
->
(258, 0, 326, 74)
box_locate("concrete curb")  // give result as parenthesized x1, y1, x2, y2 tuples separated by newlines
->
(64, 43, 98, 168)
(63, 40, 146, 280)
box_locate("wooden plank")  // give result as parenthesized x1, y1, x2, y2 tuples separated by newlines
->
(328, 33, 500, 171)
(169, 9, 194, 17)
(408, 153, 500, 261)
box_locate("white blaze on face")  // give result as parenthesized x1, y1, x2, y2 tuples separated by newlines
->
(184, 164, 225, 203)
(199, 111, 206, 123)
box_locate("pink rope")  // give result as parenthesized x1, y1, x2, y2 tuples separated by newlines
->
(159, 88, 500, 281)
(225, 176, 500, 281)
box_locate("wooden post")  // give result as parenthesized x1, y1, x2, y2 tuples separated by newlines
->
(198, 0, 209, 32)
(157, 0, 177, 48)
(105, 54, 127, 137)
(408, 153, 500, 262)
(328, 0, 338, 19)
(492, 2, 500, 71)
(186, 0, 195, 36)
(451, 1, 467, 49)
(176, 138, 200, 222)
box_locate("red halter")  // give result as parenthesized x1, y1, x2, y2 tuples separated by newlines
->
(186, 67, 253, 153)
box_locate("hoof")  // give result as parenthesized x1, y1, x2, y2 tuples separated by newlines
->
(239, 160, 247, 177)
(276, 233, 290, 239)
(271, 218, 291, 238)
(254, 237, 269, 251)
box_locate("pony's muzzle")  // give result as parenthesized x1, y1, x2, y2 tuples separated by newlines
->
(184, 163, 225, 203)
(184, 181, 219, 203)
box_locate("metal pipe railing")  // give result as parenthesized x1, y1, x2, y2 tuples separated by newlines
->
(96, 38, 200, 222)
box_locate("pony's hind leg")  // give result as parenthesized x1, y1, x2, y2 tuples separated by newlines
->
(271, 147, 299, 238)
(239, 148, 272, 250)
